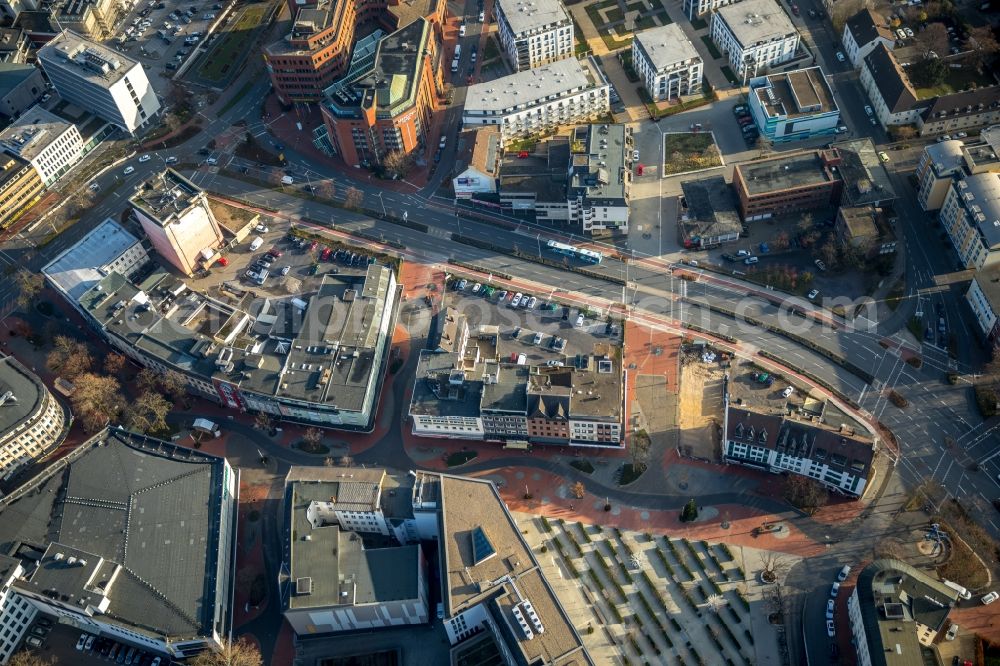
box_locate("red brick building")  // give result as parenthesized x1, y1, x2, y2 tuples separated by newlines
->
(320, 18, 443, 168)
(265, 0, 446, 105)
(732, 149, 844, 221)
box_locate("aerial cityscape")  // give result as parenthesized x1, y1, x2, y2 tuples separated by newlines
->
(0, 0, 996, 661)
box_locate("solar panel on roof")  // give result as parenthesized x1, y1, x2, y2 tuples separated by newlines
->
(471, 525, 496, 565)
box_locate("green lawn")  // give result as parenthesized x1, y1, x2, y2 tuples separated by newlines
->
(700, 34, 722, 59)
(662, 132, 723, 175)
(573, 19, 590, 55)
(197, 2, 272, 82)
(915, 67, 996, 99)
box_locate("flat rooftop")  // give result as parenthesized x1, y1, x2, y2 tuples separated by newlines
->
(496, 0, 570, 36)
(409, 351, 485, 419)
(715, 0, 797, 46)
(923, 139, 966, 177)
(962, 128, 1000, 172)
(0, 355, 44, 438)
(831, 138, 899, 206)
(464, 57, 605, 115)
(753, 67, 836, 120)
(737, 150, 840, 195)
(38, 29, 138, 88)
(569, 124, 627, 204)
(499, 136, 571, 203)
(0, 428, 229, 640)
(632, 23, 701, 72)
(41, 218, 144, 301)
(0, 106, 74, 162)
(439, 475, 591, 665)
(680, 175, 743, 240)
(129, 169, 203, 223)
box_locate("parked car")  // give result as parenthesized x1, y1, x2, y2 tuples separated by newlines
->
(945, 624, 959, 641)
(76, 634, 89, 650)
(982, 591, 999, 605)
(744, 256, 758, 265)
(807, 289, 820, 300)
(814, 259, 827, 271)
(526, 296, 538, 308)
(511, 292, 523, 307)
(826, 619, 835, 637)
(826, 599, 835, 619)
(864, 105, 874, 116)
(732, 104, 748, 116)
(878, 151, 890, 163)
(781, 386, 794, 398)
(830, 582, 841, 598)
(459, 23, 466, 36)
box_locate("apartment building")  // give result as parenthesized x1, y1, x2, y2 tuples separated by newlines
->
(130, 169, 224, 277)
(631, 24, 702, 102)
(452, 128, 501, 198)
(840, 8, 894, 69)
(37, 30, 161, 135)
(939, 171, 1000, 269)
(497, 124, 630, 234)
(748, 66, 840, 143)
(918, 88, 1000, 137)
(916, 139, 969, 210)
(848, 560, 959, 666)
(966, 263, 1000, 348)
(462, 57, 610, 141)
(0, 63, 45, 119)
(723, 404, 876, 497)
(319, 19, 442, 168)
(0, 354, 68, 482)
(710, 0, 799, 78)
(495, 0, 573, 72)
(0, 106, 84, 186)
(0, 152, 42, 231)
(0, 556, 37, 664)
(0, 428, 237, 659)
(732, 148, 843, 220)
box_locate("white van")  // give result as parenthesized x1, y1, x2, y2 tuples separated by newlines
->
(943, 579, 972, 600)
(249, 236, 264, 252)
(575, 313, 585, 327)
(281, 175, 294, 185)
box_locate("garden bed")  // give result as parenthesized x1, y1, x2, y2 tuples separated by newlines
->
(662, 132, 722, 175)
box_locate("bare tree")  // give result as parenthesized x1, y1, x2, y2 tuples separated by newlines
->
(71, 373, 125, 432)
(337, 455, 354, 467)
(783, 475, 828, 514)
(571, 481, 586, 499)
(964, 26, 1000, 72)
(914, 23, 948, 58)
(125, 391, 172, 434)
(828, 0, 865, 33)
(104, 353, 127, 376)
(382, 150, 414, 179)
(344, 186, 364, 211)
(254, 412, 274, 432)
(191, 638, 263, 666)
(323, 457, 335, 467)
(158, 370, 188, 403)
(758, 551, 791, 583)
(8, 651, 58, 666)
(137, 367, 161, 393)
(14, 269, 44, 307)
(46, 335, 93, 379)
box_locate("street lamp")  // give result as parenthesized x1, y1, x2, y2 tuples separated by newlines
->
(375, 191, 387, 217)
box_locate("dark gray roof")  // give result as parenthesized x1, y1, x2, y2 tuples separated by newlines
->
(863, 43, 919, 114)
(920, 86, 1000, 123)
(0, 63, 37, 97)
(846, 8, 893, 47)
(0, 355, 44, 437)
(831, 138, 899, 206)
(854, 559, 958, 666)
(680, 176, 742, 243)
(0, 429, 229, 641)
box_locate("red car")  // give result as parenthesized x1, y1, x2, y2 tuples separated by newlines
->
(320, 247, 333, 261)
(738, 116, 754, 126)
(268, 247, 284, 258)
(215, 256, 229, 267)
(636, 164, 644, 176)
(308, 241, 318, 252)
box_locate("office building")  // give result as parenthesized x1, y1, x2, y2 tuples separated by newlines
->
(848, 560, 959, 666)
(0, 555, 37, 663)
(41, 218, 150, 301)
(840, 8, 894, 69)
(732, 148, 843, 220)
(631, 24, 702, 102)
(748, 66, 840, 143)
(0, 427, 237, 658)
(494, 0, 573, 72)
(0, 106, 84, 186)
(678, 176, 742, 249)
(497, 124, 630, 234)
(723, 403, 876, 497)
(37, 30, 161, 135)
(264, 0, 446, 104)
(0, 63, 45, 119)
(130, 169, 224, 277)
(280, 467, 429, 634)
(44, 230, 400, 429)
(0, 0, 37, 23)
(462, 57, 610, 141)
(52, 0, 124, 41)
(452, 128, 501, 199)
(0, 354, 68, 482)
(319, 19, 442, 168)
(0, 152, 42, 231)
(710, 0, 799, 78)
(939, 171, 1000, 269)
(835, 205, 896, 257)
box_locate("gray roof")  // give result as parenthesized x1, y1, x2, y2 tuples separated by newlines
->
(409, 351, 484, 418)
(464, 57, 605, 115)
(496, 0, 570, 36)
(960, 172, 1000, 249)
(499, 136, 571, 203)
(923, 140, 966, 177)
(41, 218, 144, 300)
(0, 428, 229, 641)
(680, 175, 743, 242)
(862, 43, 918, 114)
(752, 66, 837, 120)
(845, 8, 893, 47)
(38, 30, 140, 89)
(0, 63, 38, 97)
(480, 364, 529, 413)
(714, 0, 797, 48)
(633, 24, 701, 73)
(736, 150, 840, 195)
(0, 106, 75, 161)
(129, 169, 204, 225)
(853, 559, 958, 666)
(831, 138, 899, 206)
(0, 355, 44, 438)
(568, 124, 628, 206)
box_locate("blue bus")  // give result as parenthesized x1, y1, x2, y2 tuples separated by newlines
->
(545, 240, 603, 264)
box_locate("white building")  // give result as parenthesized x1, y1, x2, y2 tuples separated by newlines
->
(462, 57, 610, 141)
(710, 0, 800, 78)
(682, 0, 735, 19)
(452, 129, 501, 199)
(130, 169, 224, 276)
(722, 403, 876, 497)
(966, 266, 1000, 346)
(915, 139, 968, 211)
(631, 24, 703, 101)
(840, 8, 895, 69)
(494, 0, 573, 72)
(0, 555, 37, 664)
(0, 106, 84, 186)
(0, 355, 68, 482)
(748, 66, 840, 143)
(939, 171, 1000, 269)
(37, 30, 161, 135)
(858, 43, 919, 128)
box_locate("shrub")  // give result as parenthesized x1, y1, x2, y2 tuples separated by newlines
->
(906, 356, 923, 368)
(889, 390, 909, 408)
(975, 386, 998, 418)
(540, 516, 552, 532)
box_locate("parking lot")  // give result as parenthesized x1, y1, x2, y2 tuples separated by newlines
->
(441, 279, 623, 365)
(19, 617, 171, 666)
